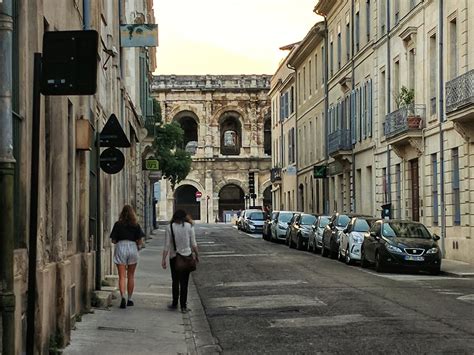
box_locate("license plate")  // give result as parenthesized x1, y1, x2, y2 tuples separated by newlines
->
(405, 255, 424, 261)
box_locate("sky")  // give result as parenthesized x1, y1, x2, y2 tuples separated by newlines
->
(153, 0, 323, 75)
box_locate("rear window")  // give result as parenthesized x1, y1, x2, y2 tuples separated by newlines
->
(319, 217, 330, 228)
(337, 215, 351, 227)
(248, 212, 264, 220)
(278, 212, 294, 223)
(353, 219, 370, 232)
(301, 215, 317, 225)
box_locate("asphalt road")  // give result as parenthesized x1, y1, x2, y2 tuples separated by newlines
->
(192, 223, 474, 354)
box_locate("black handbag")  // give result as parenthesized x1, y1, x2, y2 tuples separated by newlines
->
(171, 224, 197, 272)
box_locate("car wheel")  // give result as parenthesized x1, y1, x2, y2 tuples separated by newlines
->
(429, 266, 441, 275)
(345, 247, 352, 265)
(360, 248, 369, 268)
(330, 241, 338, 259)
(375, 252, 386, 273)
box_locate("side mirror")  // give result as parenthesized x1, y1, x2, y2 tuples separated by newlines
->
(433, 234, 440, 241)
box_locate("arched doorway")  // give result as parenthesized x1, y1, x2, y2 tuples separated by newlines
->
(218, 184, 244, 222)
(174, 185, 201, 220)
(174, 112, 199, 155)
(263, 186, 272, 210)
(219, 113, 242, 155)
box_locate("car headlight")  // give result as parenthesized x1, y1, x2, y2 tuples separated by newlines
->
(386, 244, 403, 253)
(426, 247, 439, 254)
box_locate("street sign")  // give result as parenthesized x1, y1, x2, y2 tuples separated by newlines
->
(195, 191, 202, 198)
(41, 30, 98, 95)
(100, 147, 125, 174)
(145, 159, 159, 170)
(313, 165, 327, 179)
(100, 114, 131, 147)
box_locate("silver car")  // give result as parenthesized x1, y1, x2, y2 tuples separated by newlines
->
(270, 211, 298, 242)
(339, 216, 375, 264)
(308, 215, 330, 253)
(242, 210, 265, 233)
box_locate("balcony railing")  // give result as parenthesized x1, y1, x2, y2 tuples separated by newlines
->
(270, 167, 282, 183)
(328, 129, 352, 155)
(384, 104, 425, 139)
(145, 116, 156, 137)
(446, 69, 474, 114)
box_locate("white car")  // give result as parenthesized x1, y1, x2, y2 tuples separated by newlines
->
(338, 216, 375, 264)
(242, 209, 265, 233)
(270, 211, 298, 242)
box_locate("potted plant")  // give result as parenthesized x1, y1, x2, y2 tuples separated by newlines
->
(395, 86, 421, 129)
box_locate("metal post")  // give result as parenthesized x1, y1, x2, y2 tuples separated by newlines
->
(206, 196, 209, 224)
(0, 0, 16, 352)
(95, 130, 102, 291)
(26, 53, 42, 355)
(439, 0, 446, 257)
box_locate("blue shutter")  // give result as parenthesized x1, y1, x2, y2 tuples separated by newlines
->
(362, 83, 366, 140)
(358, 88, 362, 142)
(368, 79, 373, 137)
(351, 90, 356, 144)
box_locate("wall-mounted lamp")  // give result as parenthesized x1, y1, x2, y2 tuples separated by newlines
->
(102, 46, 118, 70)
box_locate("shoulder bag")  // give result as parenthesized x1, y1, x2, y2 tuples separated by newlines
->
(171, 224, 197, 273)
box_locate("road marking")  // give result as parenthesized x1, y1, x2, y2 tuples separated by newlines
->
(207, 295, 326, 310)
(358, 269, 466, 281)
(216, 280, 308, 287)
(201, 251, 235, 255)
(197, 241, 216, 244)
(457, 294, 474, 303)
(132, 292, 170, 297)
(438, 292, 464, 295)
(199, 244, 226, 247)
(204, 253, 274, 258)
(270, 314, 368, 328)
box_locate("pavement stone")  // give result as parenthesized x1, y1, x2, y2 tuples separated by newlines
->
(441, 258, 474, 277)
(64, 229, 218, 355)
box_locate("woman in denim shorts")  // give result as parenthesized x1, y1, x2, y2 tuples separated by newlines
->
(110, 205, 145, 308)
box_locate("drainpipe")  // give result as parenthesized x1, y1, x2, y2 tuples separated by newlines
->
(286, 62, 297, 210)
(82, 0, 102, 289)
(0, 0, 16, 353)
(351, 0, 356, 213)
(323, 17, 329, 214)
(438, 0, 446, 256)
(386, 0, 392, 210)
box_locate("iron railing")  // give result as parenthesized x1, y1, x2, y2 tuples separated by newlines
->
(446, 69, 474, 114)
(384, 104, 425, 139)
(328, 129, 352, 155)
(145, 116, 156, 137)
(270, 167, 282, 183)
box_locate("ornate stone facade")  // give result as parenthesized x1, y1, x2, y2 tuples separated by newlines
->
(152, 75, 272, 222)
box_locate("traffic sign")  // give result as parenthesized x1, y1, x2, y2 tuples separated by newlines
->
(145, 159, 159, 171)
(313, 165, 327, 179)
(195, 191, 202, 198)
(100, 147, 124, 174)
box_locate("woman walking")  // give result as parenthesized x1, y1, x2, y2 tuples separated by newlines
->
(161, 210, 199, 313)
(110, 205, 145, 309)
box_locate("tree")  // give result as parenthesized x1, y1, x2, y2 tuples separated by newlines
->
(152, 100, 192, 189)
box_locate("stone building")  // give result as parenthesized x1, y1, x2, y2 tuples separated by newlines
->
(270, 0, 474, 264)
(151, 75, 272, 223)
(0, 0, 156, 353)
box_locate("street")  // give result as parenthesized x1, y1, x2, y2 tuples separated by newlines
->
(192, 224, 474, 354)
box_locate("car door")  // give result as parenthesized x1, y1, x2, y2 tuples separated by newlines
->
(323, 215, 336, 248)
(340, 219, 354, 254)
(291, 214, 301, 244)
(364, 222, 381, 262)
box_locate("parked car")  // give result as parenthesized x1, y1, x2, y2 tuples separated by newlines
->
(338, 216, 376, 264)
(263, 211, 278, 240)
(321, 213, 353, 258)
(287, 213, 318, 250)
(361, 220, 442, 274)
(308, 215, 331, 253)
(270, 211, 298, 242)
(237, 209, 256, 231)
(242, 210, 265, 233)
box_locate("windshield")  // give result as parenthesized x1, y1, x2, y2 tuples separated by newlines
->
(319, 217, 330, 228)
(382, 222, 432, 239)
(353, 219, 370, 232)
(337, 215, 351, 227)
(301, 215, 317, 225)
(279, 212, 294, 223)
(248, 212, 264, 220)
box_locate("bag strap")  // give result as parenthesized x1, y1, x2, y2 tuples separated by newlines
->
(170, 224, 177, 252)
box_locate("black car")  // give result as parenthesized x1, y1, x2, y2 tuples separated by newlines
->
(262, 211, 277, 241)
(321, 213, 352, 258)
(361, 220, 442, 274)
(287, 213, 317, 250)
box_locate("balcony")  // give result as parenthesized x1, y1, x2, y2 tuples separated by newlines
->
(446, 69, 474, 140)
(328, 129, 352, 161)
(384, 104, 425, 158)
(270, 167, 282, 184)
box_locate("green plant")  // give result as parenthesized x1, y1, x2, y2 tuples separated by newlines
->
(49, 331, 64, 355)
(395, 86, 415, 109)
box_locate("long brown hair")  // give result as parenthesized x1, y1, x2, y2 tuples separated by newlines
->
(119, 205, 138, 226)
(170, 209, 194, 225)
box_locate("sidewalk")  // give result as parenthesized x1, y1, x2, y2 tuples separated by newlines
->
(442, 258, 474, 277)
(64, 229, 219, 355)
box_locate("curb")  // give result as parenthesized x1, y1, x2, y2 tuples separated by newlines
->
(442, 271, 474, 278)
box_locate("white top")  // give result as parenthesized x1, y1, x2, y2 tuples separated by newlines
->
(164, 222, 197, 258)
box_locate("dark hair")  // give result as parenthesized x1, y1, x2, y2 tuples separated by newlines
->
(119, 205, 138, 226)
(171, 209, 194, 225)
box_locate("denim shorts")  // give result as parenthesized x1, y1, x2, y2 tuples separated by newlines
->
(113, 240, 138, 265)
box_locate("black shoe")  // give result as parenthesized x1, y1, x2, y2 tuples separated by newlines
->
(120, 298, 127, 309)
(181, 307, 191, 313)
(167, 303, 178, 310)
(127, 300, 134, 307)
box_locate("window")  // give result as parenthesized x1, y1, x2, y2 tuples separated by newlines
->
(382, 167, 387, 203)
(314, 54, 318, 90)
(290, 87, 295, 114)
(322, 46, 326, 84)
(393, 59, 400, 109)
(309, 60, 312, 96)
(452, 148, 461, 225)
(298, 72, 302, 104)
(67, 100, 75, 242)
(449, 18, 458, 80)
(330, 41, 334, 76)
(379, 0, 386, 35)
(337, 32, 342, 70)
(408, 49, 415, 92)
(396, 164, 401, 219)
(430, 33, 437, 115)
(394, 0, 399, 25)
(432, 154, 438, 225)
(355, 11, 360, 52)
(288, 128, 295, 164)
(303, 66, 307, 101)
(346, 22, 350, 61)
(366, 0, 371, 42)
(220, 115, 241, 155)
